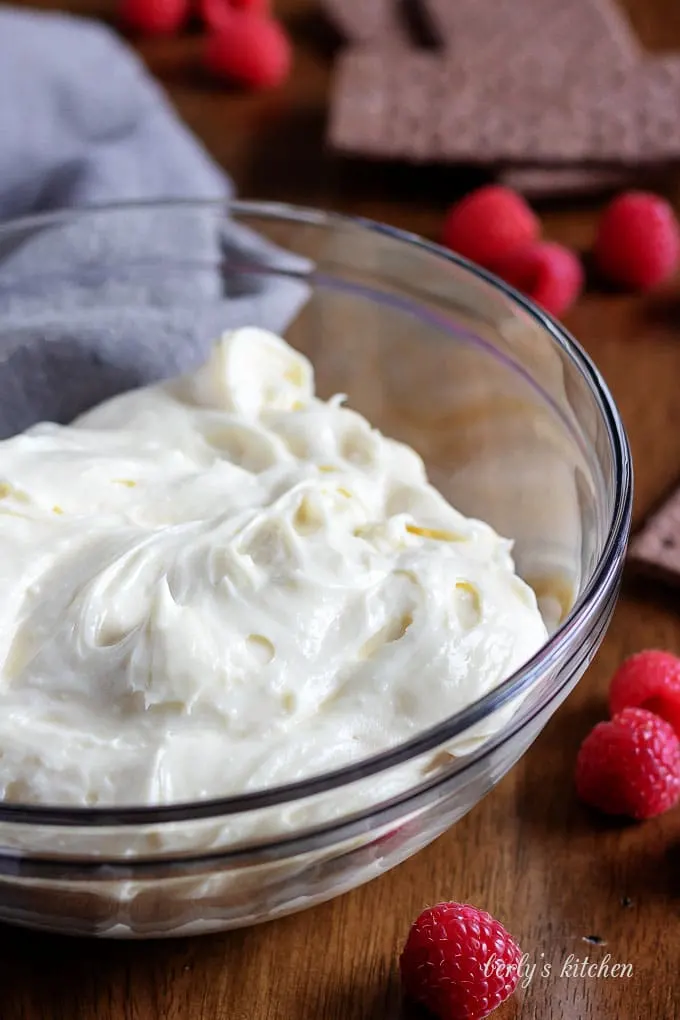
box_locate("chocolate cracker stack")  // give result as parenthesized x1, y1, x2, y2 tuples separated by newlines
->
(324, 0, 680, 197)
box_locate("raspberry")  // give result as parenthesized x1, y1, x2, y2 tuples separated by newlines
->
(441, 186, 540, 270)
(593, 191, 680, 290)
(492, 241, 584, 318)
(203, 13, 292, 90)
(400, 902, 522, 1020)
(609, 650, 680, 737)
(200, 0, 269, 32)
(119, 0, 188, 34)
(575, 707, 680, 820)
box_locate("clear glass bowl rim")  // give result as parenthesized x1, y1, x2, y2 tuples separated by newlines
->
(0, 198, 632, 827)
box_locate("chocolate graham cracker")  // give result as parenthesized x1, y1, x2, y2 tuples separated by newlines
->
(324, 0, 680, 196)
(498, 167, 636, 199)
(499, 163, 677, 200)
(322, 0, 410, 46)
(424, 0, 641, 72)
(330, 48, 680, 165)
(629, 489, 680, 589)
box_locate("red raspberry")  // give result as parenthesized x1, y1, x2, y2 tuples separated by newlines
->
(609, 650, 680, 737)
(492, 241, 584, 318)
(203, 13, 292, 90)
(441, 185, 540, 270)
(119, 0, 188, 34)
(575, 707, 680, 820)
(200, 0, 269, 32)
(400, 902, 522, 1020)
(593, 191, 680, 290)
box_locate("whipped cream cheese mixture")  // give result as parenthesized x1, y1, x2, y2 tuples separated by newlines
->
(0, 328, 547, 806)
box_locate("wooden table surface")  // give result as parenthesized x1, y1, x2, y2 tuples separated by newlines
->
(3, 1, 680, 1018)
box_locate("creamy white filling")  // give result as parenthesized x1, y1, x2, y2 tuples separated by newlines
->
(0, 327, 547, 806)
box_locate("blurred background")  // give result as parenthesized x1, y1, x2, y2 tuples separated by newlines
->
(4, 0, 680, 237)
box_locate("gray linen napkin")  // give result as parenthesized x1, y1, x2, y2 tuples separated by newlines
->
(0, 6, 309, 436)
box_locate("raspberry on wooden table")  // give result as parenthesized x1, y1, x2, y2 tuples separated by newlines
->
(400, 901, 522, 1020)
(119, 0, 188, 34)
(593, 191, 680, 290)
(575, 707, 680, 820)
(609, 650, 680, 738)
(203, 11, 292, 89)
(491, 241, 584, 318)
(441, 185, 540, 270)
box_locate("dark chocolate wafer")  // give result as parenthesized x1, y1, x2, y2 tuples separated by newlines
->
(329, 49, 680, 165)
(629, 488, 680, 589)
(438, 55, 680, 163)
(329, 49, 394, 158)
(501, 162, 679, 199)
(498, 166, 636, 199)
(424, 0, 641, 69)
(321, 0, 641, 66)
(322, 0, 410, 46)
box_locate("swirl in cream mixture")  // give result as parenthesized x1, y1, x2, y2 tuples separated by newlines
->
(0, 328, 547, 806)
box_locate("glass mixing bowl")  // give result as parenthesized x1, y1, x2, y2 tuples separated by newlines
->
(0, 201, 631, 937)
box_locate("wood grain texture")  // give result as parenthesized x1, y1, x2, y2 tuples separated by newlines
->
(2, 1, 680, 1017)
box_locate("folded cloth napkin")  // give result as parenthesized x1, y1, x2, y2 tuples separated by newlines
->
(0, 6, 309, 436)
(0, 6, 229, 215)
